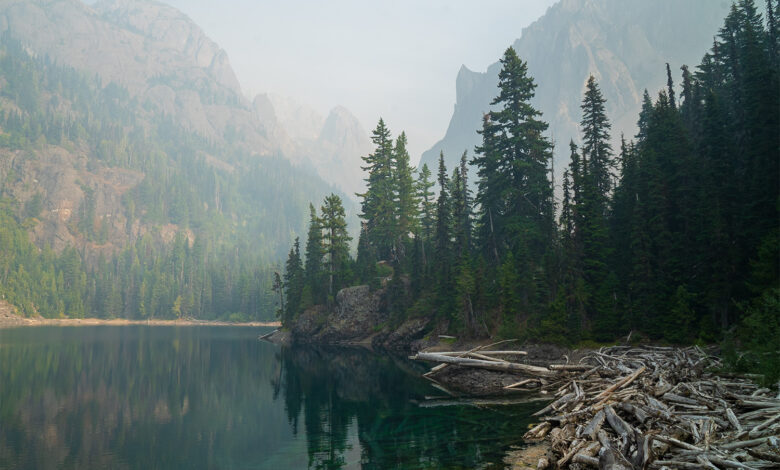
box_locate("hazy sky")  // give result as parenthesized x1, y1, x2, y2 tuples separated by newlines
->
(158, 0, 558, 160)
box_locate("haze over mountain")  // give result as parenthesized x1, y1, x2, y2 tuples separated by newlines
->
(420, 0, 732, 183)
(0, 0, 365, 265)
(0, 0, 371, 197)
(254, 93, 372, 197)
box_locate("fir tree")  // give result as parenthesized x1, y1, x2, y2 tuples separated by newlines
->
(393, 131, 418, 251)
(472, 46, 554, 264)
(358, 118, 395, 260)
(320, 194, 352, 301)
(303, 204, 324, 306)
(283, 238, 304, 326)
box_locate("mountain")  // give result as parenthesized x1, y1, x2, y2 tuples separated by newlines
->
(254, 94, 372, 198)
(0, 0, 374, 319)
(420, 0, 731, 182)
(0, 0, 368, 294)
(0, 0, 370, 196)
(0, 0, 279, 153)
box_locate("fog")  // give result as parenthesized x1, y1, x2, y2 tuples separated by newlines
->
(148, 0, 557, 160)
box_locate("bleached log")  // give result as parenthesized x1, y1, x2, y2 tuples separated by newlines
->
(413, 352, 557, 378)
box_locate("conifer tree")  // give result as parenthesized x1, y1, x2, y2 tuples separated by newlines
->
(355, 223, 377, 287)
(393, 131, 418, 249)
(283, 238, 304, 325)
(303, 204, 324, 306)
(415, 163, 436, 267)
(320, 194, 352, 300)
(359, 118, 395, 260)
(472, 46, 554, 264)
(434, 153, 451, 269)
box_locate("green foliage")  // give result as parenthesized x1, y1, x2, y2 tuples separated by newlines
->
(283, 2, 778, 351)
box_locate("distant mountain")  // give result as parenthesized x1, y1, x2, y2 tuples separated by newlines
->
(420, 0, 731, 183)
(0, 0, 362, 264)
(0, 0, 369, 197)
(254, 94, 372, 198)
(0, 0, 279, 153)
(313, 106, 372, 197)
(265, 93, 324, 142)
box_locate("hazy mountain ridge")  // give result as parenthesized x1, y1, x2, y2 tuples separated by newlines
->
(254, 94, 372, 197)
(420, 0, 731, 182)
(0, 0, 370, 197)
(0, 0, 273, 151)
(0, 0, 367, 267)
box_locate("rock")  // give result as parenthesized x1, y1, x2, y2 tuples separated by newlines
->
(289, 285, 430, 350)
(291, 286, 385, 345)
(375, 317, 430, 351)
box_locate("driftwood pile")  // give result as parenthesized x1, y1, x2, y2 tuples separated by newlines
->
(412, 345, 780, 469)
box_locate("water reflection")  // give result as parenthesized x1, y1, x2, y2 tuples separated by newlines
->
(275, 346, 538, 469)
(0, 327, 537, 469)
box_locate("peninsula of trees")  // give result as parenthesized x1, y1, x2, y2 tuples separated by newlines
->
(281, 0, 779, 376)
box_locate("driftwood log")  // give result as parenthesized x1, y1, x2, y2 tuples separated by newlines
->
(412, 345, 780, 469)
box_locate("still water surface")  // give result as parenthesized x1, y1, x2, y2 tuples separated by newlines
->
(0, 326, 537, 469)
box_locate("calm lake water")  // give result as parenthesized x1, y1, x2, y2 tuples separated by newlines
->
(0, 326, 539, 469)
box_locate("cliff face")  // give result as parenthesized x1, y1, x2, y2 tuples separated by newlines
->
(420, 0, 730, 180)
(0, 0, 276, 153)
(0, 0, 370, 197)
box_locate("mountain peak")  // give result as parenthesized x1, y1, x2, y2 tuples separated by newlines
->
(92, 0, 242, 95)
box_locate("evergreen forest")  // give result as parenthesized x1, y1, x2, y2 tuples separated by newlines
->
(281, 0, 780, 377)
(0, 34, 352, 321)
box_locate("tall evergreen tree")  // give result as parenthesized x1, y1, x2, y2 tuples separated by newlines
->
(472, 46, 554, 264)
(303, 204, 324, 306)
(393, 131, 418, 249)
(283, 238, 304, 325)
(358, 118, 396, 260)
(415, 163, 436, 267)
(320, 194, 352, 301)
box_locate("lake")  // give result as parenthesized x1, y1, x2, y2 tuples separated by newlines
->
(0, 326, 539, 469)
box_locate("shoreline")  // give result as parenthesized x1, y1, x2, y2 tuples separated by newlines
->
(0, 316, 280, 329)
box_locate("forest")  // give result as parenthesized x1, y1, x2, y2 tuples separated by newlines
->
(281, 0, 779, 376)
(0, 34, 348, 321)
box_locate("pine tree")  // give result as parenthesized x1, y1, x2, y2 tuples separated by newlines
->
(580, 75, 614, 207)
(303, 204, 324, 306)
(358, 118, 396, 260)
(320, 194, 352, 301)
(434, 153, 451, 270)
(355, 223, 377, 287)
(283, 238, 304, 326)
(472, 46, 554, 265)
(577, 76, 617, 339)
(415, 163, 436, 268)
(666, 63, 677, 109)
(393, 131, 418, 252)
(452, 151, 472, 256)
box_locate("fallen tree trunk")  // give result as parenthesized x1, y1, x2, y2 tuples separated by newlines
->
(412, 352, 557, 378)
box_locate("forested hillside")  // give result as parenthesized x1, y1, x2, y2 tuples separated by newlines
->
(282, 1, 779, 373)
(0, 35, 351, 320)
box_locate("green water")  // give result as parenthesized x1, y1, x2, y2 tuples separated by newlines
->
(0, 326, 538, 469)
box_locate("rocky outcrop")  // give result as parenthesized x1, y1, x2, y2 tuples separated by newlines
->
(0, 144, 147, 256)
(289, 285, 430, 350)
(419, 0, 730, 185)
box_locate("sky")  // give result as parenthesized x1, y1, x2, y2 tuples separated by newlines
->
(157, 0, 558, 160)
